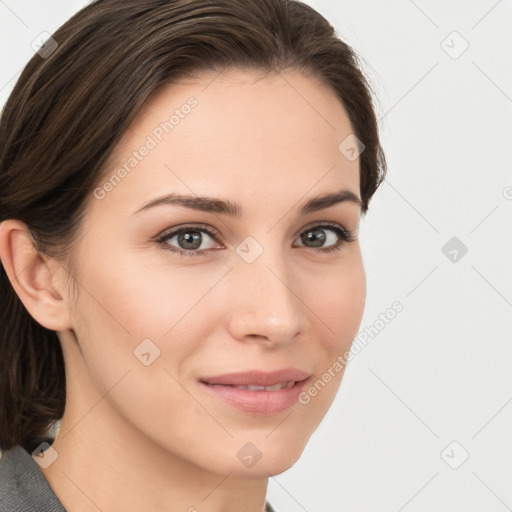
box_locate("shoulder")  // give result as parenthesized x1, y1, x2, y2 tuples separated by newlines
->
(0, 446, 26, 501)
(265, 501, 278, 512)
(0, 444, 66, 511)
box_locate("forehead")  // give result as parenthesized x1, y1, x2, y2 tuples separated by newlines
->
(92, 68, 360, 216)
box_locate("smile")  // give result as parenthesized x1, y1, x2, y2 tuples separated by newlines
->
(199, 368, 311, 415)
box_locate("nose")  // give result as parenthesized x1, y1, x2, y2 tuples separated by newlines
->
(224, 246, 309, 348)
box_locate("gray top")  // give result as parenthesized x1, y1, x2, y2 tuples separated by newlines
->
(0, 444, 278, 512)
(0, 445, 66, 511)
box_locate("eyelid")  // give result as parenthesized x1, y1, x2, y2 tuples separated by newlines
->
(294, 220, 355, 240)
(155, 222, 218, 240)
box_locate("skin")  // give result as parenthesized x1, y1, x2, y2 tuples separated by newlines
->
(0, 69, 366, 512)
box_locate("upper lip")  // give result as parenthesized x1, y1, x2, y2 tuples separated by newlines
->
(200, 368, 311, 386)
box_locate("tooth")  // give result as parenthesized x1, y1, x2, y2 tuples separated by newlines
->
(264, 383, 283, 391)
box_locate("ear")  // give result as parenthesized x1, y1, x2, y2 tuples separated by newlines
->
(0, 219, 73, 332)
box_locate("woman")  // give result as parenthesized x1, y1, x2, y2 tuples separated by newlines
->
(0, 0, 386, 510)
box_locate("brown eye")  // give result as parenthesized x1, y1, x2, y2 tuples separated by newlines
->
(157, 225, 221, 256)
(300, 227, 327, 247)
(174, 230, 204, 250)
(294, 223, 355, 253)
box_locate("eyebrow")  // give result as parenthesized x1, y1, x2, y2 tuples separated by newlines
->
(132, 188, 362, 217)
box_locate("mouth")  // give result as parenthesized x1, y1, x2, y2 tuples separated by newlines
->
(198, 368, 311, 415)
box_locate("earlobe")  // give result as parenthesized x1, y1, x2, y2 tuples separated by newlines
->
(0, 219, 73, 332)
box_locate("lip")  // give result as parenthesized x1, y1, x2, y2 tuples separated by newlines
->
(199, 368, 311, 415)
(200, 368, 310, 387)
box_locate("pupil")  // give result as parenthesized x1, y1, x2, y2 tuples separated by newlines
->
(304, 229, 326, 247)
(179, 231, 202, 250)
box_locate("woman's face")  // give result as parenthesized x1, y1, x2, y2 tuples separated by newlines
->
(61, 69, 365, 476)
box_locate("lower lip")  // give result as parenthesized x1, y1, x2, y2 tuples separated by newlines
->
(199, 379, 309, 415)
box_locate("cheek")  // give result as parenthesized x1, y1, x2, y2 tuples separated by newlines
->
(300, 252, 366, 349)
(296, 257, 365, 420)
(67, 260, 218, 428)
(70, 259, 228, 383)
(77, 255, 223, 337)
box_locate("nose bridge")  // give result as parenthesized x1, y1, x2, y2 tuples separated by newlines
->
(225, 241, 307, 344)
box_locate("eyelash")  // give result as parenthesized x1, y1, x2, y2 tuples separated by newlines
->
(155, 222, 356, 257)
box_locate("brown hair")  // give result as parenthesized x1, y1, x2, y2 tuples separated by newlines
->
(0, 0, 386, 452)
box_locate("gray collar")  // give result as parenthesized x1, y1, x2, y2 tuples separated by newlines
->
(0, 444, 66, 511)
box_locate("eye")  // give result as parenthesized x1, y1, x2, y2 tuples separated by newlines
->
(294, 223, 356, 253)
(156, 224, 222, 257)
(155, 222, 356, 257)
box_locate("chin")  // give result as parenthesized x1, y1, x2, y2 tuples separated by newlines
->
(227, 454, 303, 479)
(221, 435, 309, 479)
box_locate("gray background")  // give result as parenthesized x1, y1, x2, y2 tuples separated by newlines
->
(1, 1, 511, 511)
